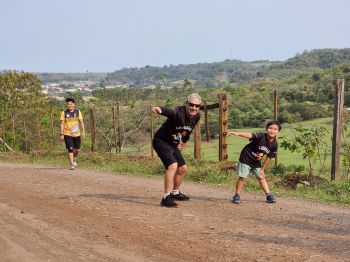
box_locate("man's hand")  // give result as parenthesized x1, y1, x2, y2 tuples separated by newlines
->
(228, 131, 238, 136)
(178, 142, 186, 151)
(151, 106, 162, 114)
(60, 134, 64, 141)
(82, 132, 86, 141)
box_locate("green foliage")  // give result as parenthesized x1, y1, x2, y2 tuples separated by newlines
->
(281, 126, 330, 176)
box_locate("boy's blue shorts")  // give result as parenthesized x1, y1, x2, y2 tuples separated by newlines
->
(236, 161, 261, 178)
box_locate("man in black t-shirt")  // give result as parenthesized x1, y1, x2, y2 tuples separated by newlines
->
(228, 120, 281, 204)
(152, 93, 201, 208)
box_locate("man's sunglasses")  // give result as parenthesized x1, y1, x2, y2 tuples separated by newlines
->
(188, 102, 201, 108)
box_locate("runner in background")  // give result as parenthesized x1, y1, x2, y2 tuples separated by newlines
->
(60, 97, 85, 170)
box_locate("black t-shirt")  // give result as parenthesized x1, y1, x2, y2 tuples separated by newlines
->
(154, 105, 200, 145)
(239, 132, 278, 168)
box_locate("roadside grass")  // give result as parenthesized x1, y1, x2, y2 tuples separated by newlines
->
(1, 147, 349, 205)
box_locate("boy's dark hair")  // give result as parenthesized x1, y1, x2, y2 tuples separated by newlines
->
(266, 120, 282, 131)
(65, 97, 75, 103)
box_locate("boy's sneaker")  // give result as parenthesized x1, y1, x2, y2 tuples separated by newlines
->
(70, 165, 75, 170)
(171, 192, 190, 201)
(160, 195, 178, 208)
(231, 194, 240, 204)
(266, 193, 276, 203)
(72, 160, 78, 167)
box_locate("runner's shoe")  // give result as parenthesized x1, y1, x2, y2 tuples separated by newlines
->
(70, 165, 75, 170)
(266, 193, 276, 203)
(171, 192, 190, 201)
(160, 195, 178, 208)
(231, 194, 240, 204)
(72, 160, 78, 167)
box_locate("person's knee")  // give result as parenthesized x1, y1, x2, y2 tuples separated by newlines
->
(167, 163, 178, 172)
(178, 165, 187, 174)
(257, 175, 265, 181)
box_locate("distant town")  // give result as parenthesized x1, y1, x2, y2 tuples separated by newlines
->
(41, 80, 126, 97)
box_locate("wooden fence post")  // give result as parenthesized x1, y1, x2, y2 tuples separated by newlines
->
(1, 125, 6, 152)
(331, 79, 345, 181)
(274, 90, 278, 121)
(35, 117, 42, 150)
(204, 100, 210, 142)
(50, 109, 56, 148)
(23, 121, 28, 152)
(194, 121, 201, 159)
(117, 102, 121, 153)
(150, 106, 154, 157)
(112, 106, 118, 154)
(218, 94, 228, 161)
(90, 108, 96, 152)
(274, 89, 279, 166)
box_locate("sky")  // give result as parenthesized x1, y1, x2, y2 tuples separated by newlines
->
(1, 0, 350, 73)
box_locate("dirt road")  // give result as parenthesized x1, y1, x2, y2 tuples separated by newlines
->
(0, 163, 349, 262)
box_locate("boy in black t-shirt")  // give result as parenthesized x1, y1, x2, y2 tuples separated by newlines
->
(228, 121, 282, 203)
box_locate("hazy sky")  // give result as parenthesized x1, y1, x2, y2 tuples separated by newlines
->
(1, 0, 350, 72)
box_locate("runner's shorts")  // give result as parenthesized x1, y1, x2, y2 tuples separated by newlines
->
(64, 135, 81, 150)
(152, 137, 185, 169)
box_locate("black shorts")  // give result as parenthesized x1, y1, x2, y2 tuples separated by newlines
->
(64, 135, 81, 150)
(152, 137, 185, 169)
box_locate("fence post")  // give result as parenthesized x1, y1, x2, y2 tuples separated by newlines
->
(90, 108, 96, 152)
(194, 121, 201, 159)
(150, 106, 154, 157)
(274, 89, 279, 166)
(23, 121, 28, 152)
(50, 108, 56, 148)
(331, 79, 345, 181)
(35, 117, 42, 150)
(11, 118, 16, 149)
(204, 100, 210, 142)
(112, 106, 118, 154)
(218, 94, 228, 161)
(1, 125, 6, 152)
(117, 102, 121, 153)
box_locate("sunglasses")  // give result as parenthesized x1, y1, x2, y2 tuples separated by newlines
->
(188, 102, 201, 108)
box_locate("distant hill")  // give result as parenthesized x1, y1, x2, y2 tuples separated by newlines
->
(4, 48, 349, 87)
(106, 48, 350, 87)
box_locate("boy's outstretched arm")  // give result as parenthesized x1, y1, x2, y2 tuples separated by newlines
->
(228, 131, 252, 139)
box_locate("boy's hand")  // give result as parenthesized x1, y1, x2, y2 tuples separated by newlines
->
(151, 106, 162, 114)
(228, 131, 238, 136)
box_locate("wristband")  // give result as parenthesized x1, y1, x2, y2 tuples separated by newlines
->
(60, 133, 64, 136)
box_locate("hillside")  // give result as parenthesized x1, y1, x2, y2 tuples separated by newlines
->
(4, 48, 346, 87)
(106, 48, 350, 87)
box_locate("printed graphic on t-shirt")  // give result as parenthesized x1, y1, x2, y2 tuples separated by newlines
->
(71, 124, 79, 134)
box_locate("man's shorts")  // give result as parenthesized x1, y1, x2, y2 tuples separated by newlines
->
(236, 161, 261, 178)
(64, 135, 81, 150)
(152, 137, 185, 169)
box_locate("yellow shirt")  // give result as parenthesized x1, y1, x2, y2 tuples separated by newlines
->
(60, 109, 83, 137)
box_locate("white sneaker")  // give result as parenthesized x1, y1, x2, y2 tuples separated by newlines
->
(70, 165, 75, 170)
(73, 161, 78, 167)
